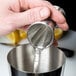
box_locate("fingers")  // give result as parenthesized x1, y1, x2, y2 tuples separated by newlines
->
(8, 7, 50, 28)
(57, 22, 69, 31)
(17, 25, 29, 30)
(28, 0, 69, 31)
(50, 6, 69, 31)
(0, 6, 50, 36)
(52, 40, 58, 47)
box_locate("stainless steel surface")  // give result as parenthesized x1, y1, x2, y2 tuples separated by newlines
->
(7, 44, 65, 74)
(54, 5, 65, 15)
(27, 20, 55, 49)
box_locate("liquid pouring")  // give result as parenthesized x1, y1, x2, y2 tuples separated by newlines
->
(27, 20, 55, 74)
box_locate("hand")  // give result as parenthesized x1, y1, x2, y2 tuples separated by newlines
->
(0, 0, 69, 36)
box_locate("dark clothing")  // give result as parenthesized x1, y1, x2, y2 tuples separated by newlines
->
(48, 0, 76, 31)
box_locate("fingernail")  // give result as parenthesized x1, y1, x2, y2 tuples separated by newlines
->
(40, 7, 50, 18)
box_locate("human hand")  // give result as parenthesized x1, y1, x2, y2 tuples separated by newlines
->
(0, 0, 69, 36)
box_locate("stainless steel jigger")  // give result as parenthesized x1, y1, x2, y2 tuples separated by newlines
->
(27, 6, 65, 50)
(27, 20, 55, 49)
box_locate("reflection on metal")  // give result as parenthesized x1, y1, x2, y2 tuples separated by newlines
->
(7, 44, 66, 76)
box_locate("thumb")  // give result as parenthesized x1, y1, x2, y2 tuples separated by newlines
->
(9, 7, 50, 28)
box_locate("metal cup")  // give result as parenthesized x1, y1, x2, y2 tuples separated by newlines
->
(7, 44, 66, 76)
(27, 20, 55, 49)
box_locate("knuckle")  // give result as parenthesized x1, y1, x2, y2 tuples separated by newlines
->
(27, 9, 41, 23)
(5, 19, 17, 31)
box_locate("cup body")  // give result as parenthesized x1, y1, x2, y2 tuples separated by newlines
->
(27, 20, 55, 49)
(7, 44, 66, 76)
